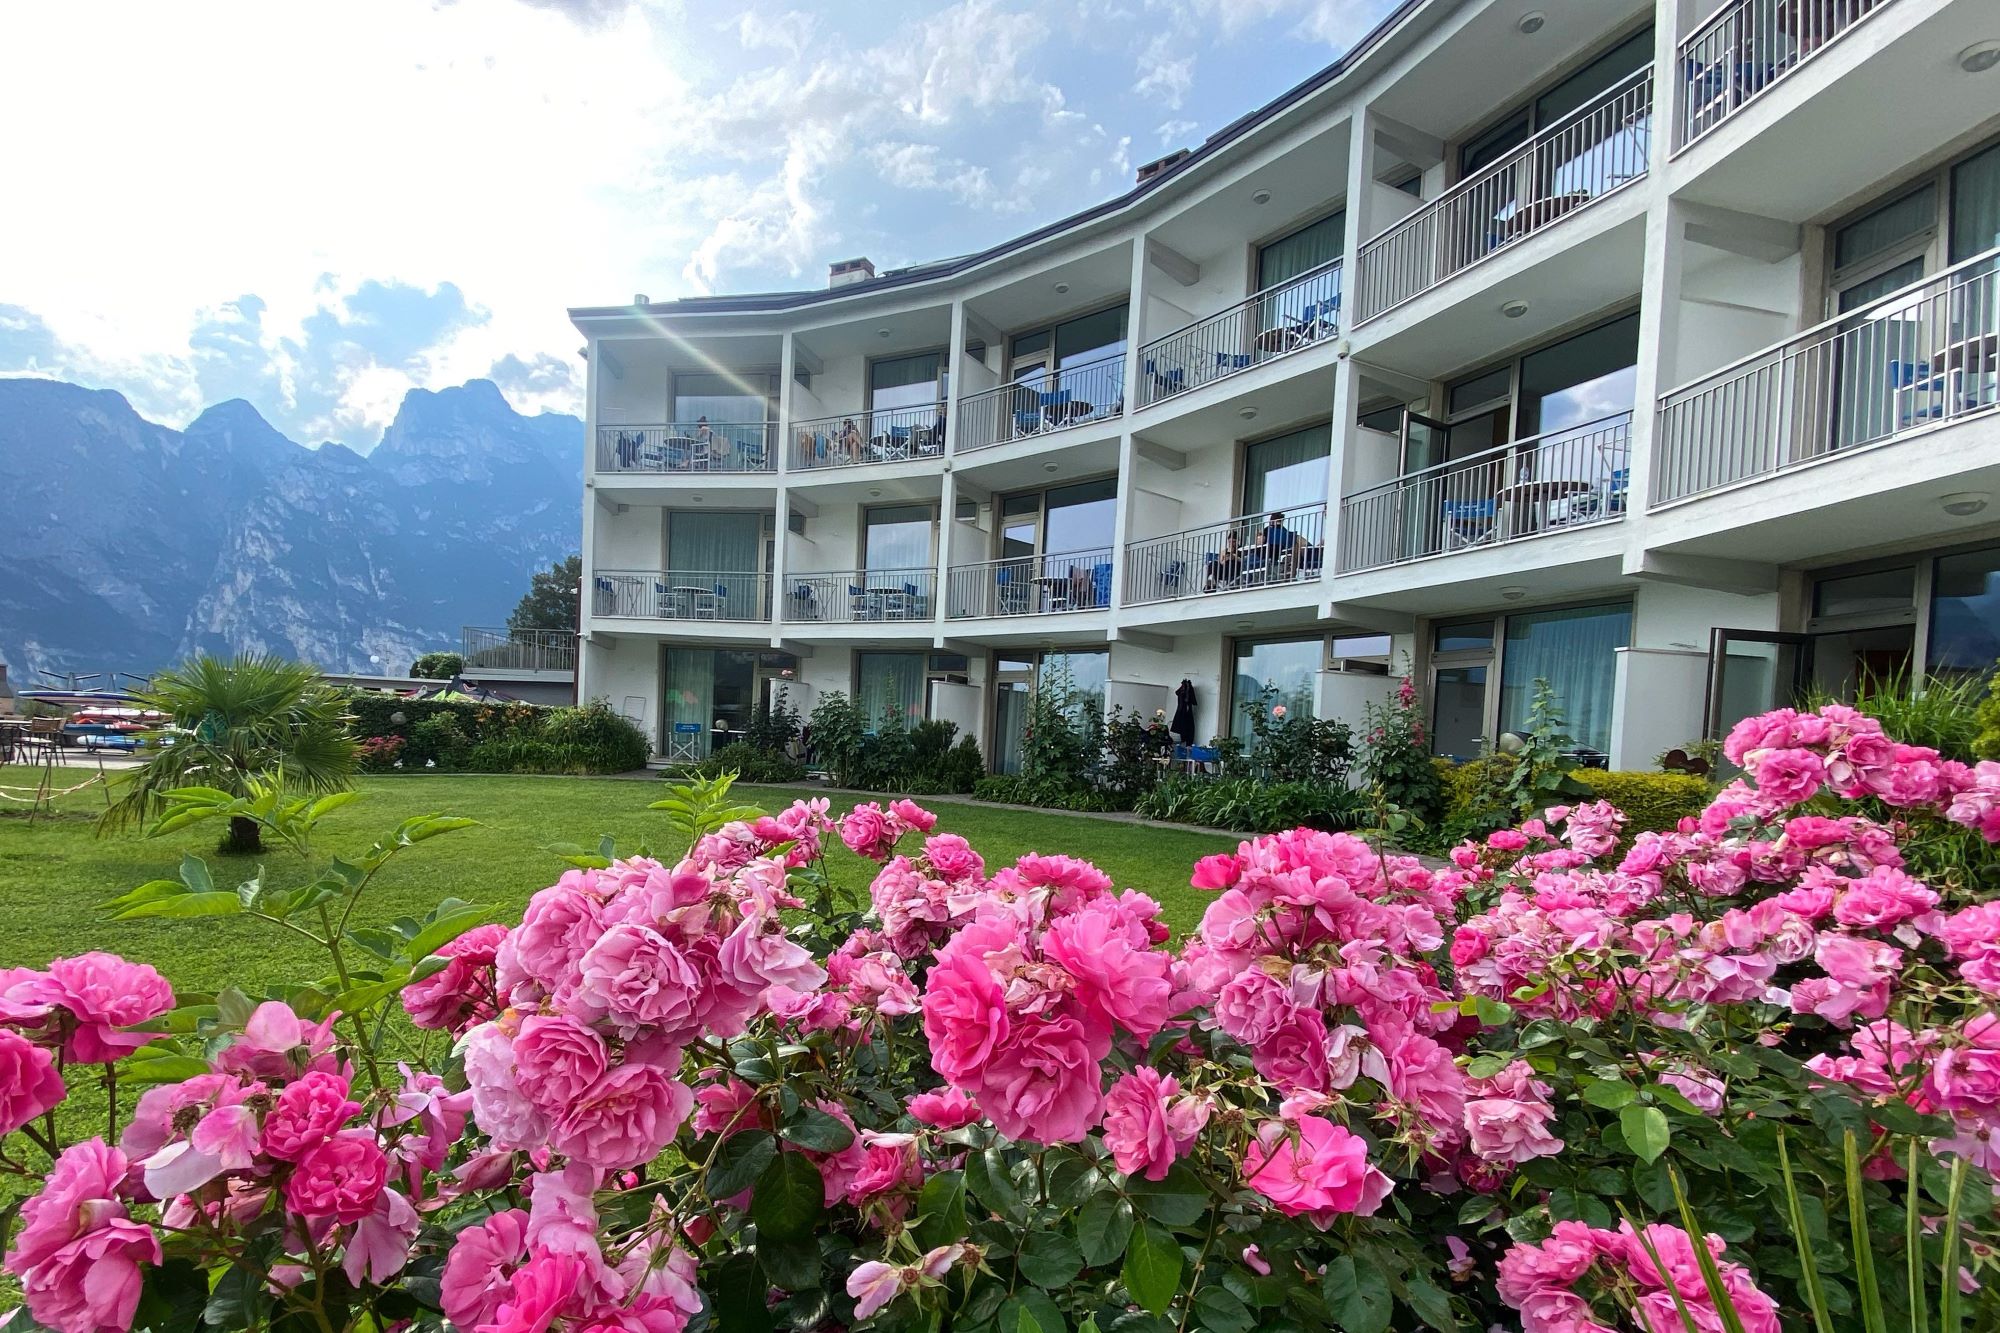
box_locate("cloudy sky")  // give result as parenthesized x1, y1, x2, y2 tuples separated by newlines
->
(0, 0, 1395, 450)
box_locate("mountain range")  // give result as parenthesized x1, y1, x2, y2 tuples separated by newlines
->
(0, 377, 583, 682)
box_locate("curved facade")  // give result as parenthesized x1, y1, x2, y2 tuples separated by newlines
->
(574, 0, 2000, 771)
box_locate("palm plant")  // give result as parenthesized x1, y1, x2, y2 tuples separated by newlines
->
(100, 653, 358, 853)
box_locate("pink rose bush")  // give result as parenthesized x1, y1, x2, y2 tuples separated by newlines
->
(9, 718, 2000, 1332)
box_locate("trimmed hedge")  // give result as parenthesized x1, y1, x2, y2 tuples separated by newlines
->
(345, 693, 646, 774)
(1432, 754, 1710, 837)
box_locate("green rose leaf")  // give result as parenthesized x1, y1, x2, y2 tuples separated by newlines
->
(710, 1253, 777, 1333)
(1076, 1192, 1136, 1267)
(968, 1143, 1021, 1216)
(1125, 1162, 1206, 1226)
(780, 1105, 856, 1153)
(1324, 1257, 1391, 1333)
(1193, 1286, 1255, 1333)
(752, 1151, 824, 1241)
(1582, 1079, 1638, 1109)
(1122, 1221, 1183, 1316)
(1000, 1290, 1067, 1333)
(1621, 1104, 1671, 1164)
(708, 1130, 779, 1201)
(912, 1169, 968, 1251)
(1018, 1231, 1085, 1289)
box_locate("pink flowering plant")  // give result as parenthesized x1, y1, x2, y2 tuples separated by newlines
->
(5, 715, 2000, 1331)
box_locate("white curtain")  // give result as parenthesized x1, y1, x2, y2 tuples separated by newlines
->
(1499, 603, 1632, 754)
(665, 649, 715, 755)
(857, 653, 925, 732)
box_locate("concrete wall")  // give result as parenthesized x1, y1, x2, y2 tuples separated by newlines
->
(583, 638, 663, 752)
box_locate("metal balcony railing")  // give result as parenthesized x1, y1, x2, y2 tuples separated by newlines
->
(1677, 0, 1893, 148)
(590, 570, 771, 622)
(1355, 68, 1653, 323)
(1653, 248, 2000, 505)
(1338, 414, 1632, 572)
(956, 350, 1126, 453)
(781, 567, 937, 623)
(460, 626, 576, 673)
(788, 403, 947, 470)
(595, 423, 777, 474)
(1123, 503, 1328, 605)
(945, 547, 1115, 618)
(1137, 262, 1342, 408)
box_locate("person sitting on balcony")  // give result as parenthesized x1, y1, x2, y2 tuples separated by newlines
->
(693, 416, 717, 468)
(839, 418, 863, 462)
(1261, 511, 1300, 574)
(1207, 530, 1246, 590)
(1067, 564, 1093, 608)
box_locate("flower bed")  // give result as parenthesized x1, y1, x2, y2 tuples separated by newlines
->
(1, 707, 1998, 1331)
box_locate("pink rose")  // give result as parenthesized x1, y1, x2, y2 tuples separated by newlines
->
(921, 951, 1009, 1084)
(1241, 1116, 1392, 1224)
(1189, 853, 1244, 891)
(1102, 1069, 1208, 1180)
(22, 953, 174, 1064)
(1463, 1095, 1564, 1165)
(1043, 899, 1176, 1041)
(0, 1028, 64, 1135)
(719, 919, 827, 997)
(285, 1129, 390, 1222)
(1252, 1007, 1332, 1094)
(975, 1015, 1104, 1144)
(512, 1015, 611, 1114)
(513, 882, 606, 994)
(403, 922, 508, 1032)
(891, 799, 938, 832)
(7, 1138, 134, 1273)
(215, 1001, 338, 1080)
(262, 1070, 361, 1161)
(841, 804, 898, 861)
(1751, 747, 1826, 808)
(483, 1249, 592, 1332)
(1211, 970, 1293, 1047)
(847, 1131, 923, 1203)
(923, 833, 986, 884)
(463, 1021, 551, 1152)
(12, 1214, 159, 1333)
(550, 1063, 693, 1169)
(576, 924, 703, 1040)
(847, 1260, 905, 1319)
(907, 1087, 981, 1128)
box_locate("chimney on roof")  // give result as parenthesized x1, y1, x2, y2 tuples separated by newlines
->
(634, 293, 649, 306)
(1136, 148, 1192, 186)
(828, 257, 876, 288)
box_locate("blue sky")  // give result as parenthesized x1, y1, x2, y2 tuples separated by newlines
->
(0, 0, 1395, 450)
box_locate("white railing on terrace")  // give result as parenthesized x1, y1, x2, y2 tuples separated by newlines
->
(1354, 68, 1653, 323)
(1677, 0, 1893, 148)
(945, 547, 1114, 618)
(956, 350, 1126, 453)
(1123, 504, 1328, 605)
(460, 626, 576, 673)
(595, 423, 776, 474)
(590, 570, 771, 622)
(1653, 248, 2000, 505)
(782, 567, 937, 623)
(1338, 414, 1632, 572)
(1137, 262, 1342, 407)
(788, 403, 946, 470)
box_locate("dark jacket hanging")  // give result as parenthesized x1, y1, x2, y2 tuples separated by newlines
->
(1171, 678, 1197, 745)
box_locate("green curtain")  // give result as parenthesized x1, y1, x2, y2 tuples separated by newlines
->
(1256, 212, 1345, 290)
(857, 652, 926, 732)
(1498, 603, 1632, 754)
(665, 649, 715, 756)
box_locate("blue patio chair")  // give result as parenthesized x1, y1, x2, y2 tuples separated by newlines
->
(1890, 359, 1951, 424)
(1038, 388, 1073, 428)
(995, 566, 1030, 614)
(849, 584, 872, 619)
(709, 583, 729, 620)
(614, 431, 640, 468)
(1441, 498, 1497, 549)
(1159, 559, 1185, 595)
(792, 583, 820, 620)
(1013, 408, 1042, 437)
(1215, 351, 1254, 372)
(1606, 467, 1630, 515)
(902, 581, 923, 618)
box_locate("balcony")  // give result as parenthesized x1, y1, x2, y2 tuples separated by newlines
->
(782, 568, 936, 623)
(1654, 249, 2000, 505)
(590, 570, 771, 622)
(1123, 504, 1328, 605)
(1337, 414, 1631, 572)
(595, 424, 776, 474)
(460, 626, 575, 673)
(1138, 262, 1342, 408)
(1676, 0, 1892, 149)
(1354, 69, 1653, 323)
(945, 548, 1113, 619)
(788, 404, 946, 471)
(956, 351, 1125, 453)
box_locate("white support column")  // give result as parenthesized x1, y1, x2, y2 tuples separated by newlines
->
(935, 469, 958, 631)
(1111, 240, 1152, 614)
(943, 299, 968, 459)
(578, 335, 601, 700)
(1324, 111, 1375, 607)
(772, 332, 796, 642)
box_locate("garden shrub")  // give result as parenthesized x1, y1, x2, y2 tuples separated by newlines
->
(1135, 773, 1363, 831)
(972, 772, 1123, 811)
(408, 650, 464, 680)
(19, 700, 2000, 1332)
(343, 691, 645, 774)
(401, 711, 472, 769)
(464, 735, 563, 773)
(1571, 767, 1710, 832)
(687, 740, 807, 785)
(1359, 675, 1444, 820)
(539, 698, 649, 773)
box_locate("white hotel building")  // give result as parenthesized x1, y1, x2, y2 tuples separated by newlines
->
(571, 0, 2000, 772)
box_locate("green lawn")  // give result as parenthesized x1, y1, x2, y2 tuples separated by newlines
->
(0, 767, 1235, 997)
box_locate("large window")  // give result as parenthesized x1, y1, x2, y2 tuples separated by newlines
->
(1427, 602, 1631, 760)
(1243, 425, 1332, 512)
(667, 511, 761, 573)
(992, 649, 1109, 775)
(1230, 638, 1321, 743)
(1457, 27, 1654, 178)
(1001, 478, 1117, 558)
(672, 372, 771, 425)
(1009, 306, 1129, 382)
(665, 648, 759, 757)
(863, 504, 933, 571)
(1829, 136, 2000, 313)
(856, 652, 927, 732)
(868, 352, 945, 413)
(1257, 211, 1345, 290)
(1929, 549, 2000, 676)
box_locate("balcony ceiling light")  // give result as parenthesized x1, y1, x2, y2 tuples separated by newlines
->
(1940, 491, 1991, 516)
(690, 494, 704, 503)
(1960, 42, 2000, 74)
(1042, 460, 1060, 473)
(1516, 11, 1545, 35)
(877, 327, 893, 337)
(1500, 585, 1528, 600)
(868, 488, 883, 498)
(1238, 405, 1259, 420)
(1501, 299, 1530, 319)
(1054, 281, 1072, 294)
(1251, 188, 1272, 205)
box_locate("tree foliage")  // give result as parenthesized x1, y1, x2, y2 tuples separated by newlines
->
(508, 553, 582, 632)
